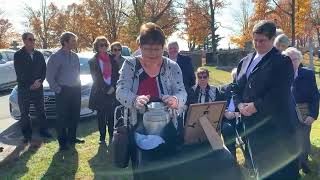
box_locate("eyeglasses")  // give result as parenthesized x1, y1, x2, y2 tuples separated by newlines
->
(197, 75, 208, 79)
(112, 48, 122, 52)
(99, 43, 108, 48)
(27, 38, 36, 42)
(141, 47, 163, 53)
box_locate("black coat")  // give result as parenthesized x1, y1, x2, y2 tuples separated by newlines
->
(234, 47, 301, 179)
(176, 54, 196, 94)
(292, 66, 319, 119)
(88, 53, 119, 111)
(14, 47, 46, 90)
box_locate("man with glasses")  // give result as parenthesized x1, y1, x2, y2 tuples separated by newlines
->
(110, 42, 125, 67)
(46, 32, 85, 151)
(234, 20, 301, 179)
(14, 32, 52, 143)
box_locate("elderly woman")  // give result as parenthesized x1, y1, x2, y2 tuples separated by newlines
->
(274, 34, 290, 52)
(110, 41, 126, 67)
(189, 67, 240, 157)
(116, 22, 187, 180)
(283, 47, 319, 174)
(88, 36, 119, 145)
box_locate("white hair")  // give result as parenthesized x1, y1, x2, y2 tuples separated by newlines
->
(282, 47, 303, 63)
(167, 41, 179, 48)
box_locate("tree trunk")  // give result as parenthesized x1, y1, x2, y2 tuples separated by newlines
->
(209, 0, 217, 65)
(308, 37, 314, 70)
(291, 0, 295, 46)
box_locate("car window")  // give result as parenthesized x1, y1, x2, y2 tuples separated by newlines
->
(79, 57, 91, 74)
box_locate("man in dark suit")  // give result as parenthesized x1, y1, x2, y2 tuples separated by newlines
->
(234, 21, 301, 180)
(167, 41, 196, 94)
(283, 47, 319, 174)
(14, 32, 52, 143)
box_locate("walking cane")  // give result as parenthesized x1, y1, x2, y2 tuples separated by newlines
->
(240, 115, 259, 180)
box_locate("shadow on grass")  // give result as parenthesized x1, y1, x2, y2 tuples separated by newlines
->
(41, 147, 78, 180)
(89, 144, 133, 180)
(0, 144, 41, 179)
(299, 144, 320, 180)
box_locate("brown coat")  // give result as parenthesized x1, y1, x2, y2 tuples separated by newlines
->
(88, 53, 119, 111)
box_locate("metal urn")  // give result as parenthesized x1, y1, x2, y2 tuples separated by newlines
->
(143, 102, 171, 135)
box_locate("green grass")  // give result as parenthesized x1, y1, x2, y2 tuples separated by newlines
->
(0, 65, 319, 179)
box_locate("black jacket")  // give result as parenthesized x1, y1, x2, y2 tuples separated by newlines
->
(13, 47, 46, 89)
(293, 66, 319, 119)
(88, 53, 119, 111)
(233, 47, 301, 177)
(176, 54, 196, 93)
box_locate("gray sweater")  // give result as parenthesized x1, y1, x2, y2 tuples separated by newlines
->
(46, 49, 80, 93)
(116, 56, 187, 126)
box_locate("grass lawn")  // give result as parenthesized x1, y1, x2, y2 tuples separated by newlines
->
(0, 63, 319, 179)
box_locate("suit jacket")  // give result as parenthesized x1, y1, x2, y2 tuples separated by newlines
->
(14, 47, 46, 90)
(233, 47, 301, 178)
(176, 54, 196, 93)
(88, 53, 119, 110)
(292, 66, 319, 119)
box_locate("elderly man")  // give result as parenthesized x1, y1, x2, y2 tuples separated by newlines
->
(46, 32, 85, 151)
(234, 20, 301, 180)
(14, 32, 52, 143)
(274, 34, 290, 52)
(283, 47, 319, 174)
(167, 41, 195, 94)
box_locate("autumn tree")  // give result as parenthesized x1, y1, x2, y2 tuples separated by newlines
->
(0, 9, 14, 48)
(310, 0, 320, 47)
(184, 0, 211, 50)
(25, 0, 61, 48)
(230, 0, 253, 48)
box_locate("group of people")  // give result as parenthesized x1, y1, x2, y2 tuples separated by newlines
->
(12, 19, 319, 180)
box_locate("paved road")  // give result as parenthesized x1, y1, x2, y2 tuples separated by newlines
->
(0, 90, 16, 134)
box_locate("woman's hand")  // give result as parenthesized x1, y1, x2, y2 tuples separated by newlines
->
(135, 95, 150, 109)
(162, 95, 178, 109)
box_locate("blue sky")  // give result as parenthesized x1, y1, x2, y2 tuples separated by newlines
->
(1, 0, 245, 50)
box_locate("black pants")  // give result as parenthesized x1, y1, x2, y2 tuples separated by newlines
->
(55, 86, 81, 147)
(18, 87, 47, 139)
(222, 120, 237, 157)
(97, 107, 114, 142)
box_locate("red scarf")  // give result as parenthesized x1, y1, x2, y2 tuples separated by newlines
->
(98, 53, 112, 83)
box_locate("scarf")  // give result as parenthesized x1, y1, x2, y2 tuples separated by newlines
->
(98, 53, 112, 84)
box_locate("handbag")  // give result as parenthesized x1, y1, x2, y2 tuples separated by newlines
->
(110, 105, 132, 168)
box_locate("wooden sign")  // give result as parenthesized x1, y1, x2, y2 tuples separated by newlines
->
(184, 101, 226, 148)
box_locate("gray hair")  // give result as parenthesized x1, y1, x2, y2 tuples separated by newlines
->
(21, 32, 33, 40)
(168, 41, 179, 48)
(274, 34, 290, 47)
(275, 28, 284, 37)
(282, 47, 303, 63)
(252, 20, 276, 39)
(60, 32, 77, 46)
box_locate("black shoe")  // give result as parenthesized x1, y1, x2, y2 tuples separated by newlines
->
(22, 137, 31, 144)
(70, 138, 85, 144)
(302, 163, 312, 174)
(59, 145, 69, 151)
(99, 140, 106, 145)
(39, 130, 53, 139)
